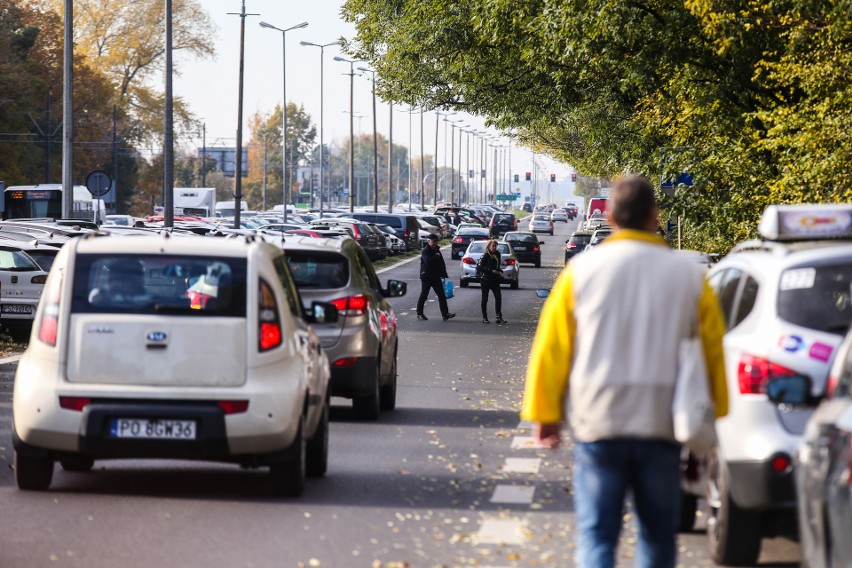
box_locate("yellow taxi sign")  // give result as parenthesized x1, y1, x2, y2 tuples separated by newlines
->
(759, 204, 852, 241)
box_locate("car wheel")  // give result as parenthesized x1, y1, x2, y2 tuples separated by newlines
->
(380, 346, 398, 412)
(678, 490, 698, 532)
(706, 452, 762, 565)
(14, 450, 54, 491)
(60, 455, 95, 472)
(535, 260, 541, 268)
(353, 362, 381, 420)
(460, 279, 469, 288)
(510, 280, 519, 290)
(306, 400, 329, 478)
(269, 417, 306, 497)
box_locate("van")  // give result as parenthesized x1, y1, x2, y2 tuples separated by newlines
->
(348, 213, 420, 251)
(585, 197, 608, 220)
(215, 200, 248, 218)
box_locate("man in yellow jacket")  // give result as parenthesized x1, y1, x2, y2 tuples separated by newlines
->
(521, 175, 727, 568)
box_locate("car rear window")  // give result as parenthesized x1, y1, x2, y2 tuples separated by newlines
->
(569, 234, 592, 244)
(533, 215, 550, 221)
(0, 248, 40, 271)
(71, 254, 247, 316)
(506, 233, 537, 242)
(285, 252, 349, 289)
(494, 214, 514, 222)
(459, 229, 490, 237)
(777, 263, 852, 334)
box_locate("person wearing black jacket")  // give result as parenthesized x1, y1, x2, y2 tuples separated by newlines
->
(416, 234, 455, 321)
(477, 239, 506, 324)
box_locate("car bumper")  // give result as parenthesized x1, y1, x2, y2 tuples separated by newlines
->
(727, 459, 797, 510)
(461, 264, 519, 284)
(329, 355, 379, 398)
(513, 251, 540, 263)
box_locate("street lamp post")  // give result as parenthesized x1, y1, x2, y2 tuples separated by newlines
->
(259, 20, 308, 223)
(357, 67, 379, 212)
(419, 109, 425, 209)
(301, 39, 340, 217)
(334, 56, 360, 213)
(164, 0, 174, 228)
(387, 101, 393, 213)
(448, 119, 464, 205)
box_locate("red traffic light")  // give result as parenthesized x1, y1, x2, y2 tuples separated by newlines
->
(550, 174, 556, 183)
(571, 173, 577, 182)
(525, 172, 531, 181)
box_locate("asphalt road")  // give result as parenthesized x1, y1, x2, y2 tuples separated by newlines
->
(0, 218, 799, 567)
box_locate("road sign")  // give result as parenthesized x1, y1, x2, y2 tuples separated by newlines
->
(496, 194, 514, 201)
(85, 170, 111, 197)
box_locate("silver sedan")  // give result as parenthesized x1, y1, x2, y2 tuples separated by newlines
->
(459, 241, 520, 289)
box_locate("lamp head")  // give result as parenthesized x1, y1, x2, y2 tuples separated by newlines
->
(293, 22, 309, 29)
(259, 21, 276, 29)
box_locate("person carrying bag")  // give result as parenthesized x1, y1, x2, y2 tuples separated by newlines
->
(477, 240, 505, 324)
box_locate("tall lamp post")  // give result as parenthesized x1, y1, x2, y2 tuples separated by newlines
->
(301, 39, 340, 217)
(334, 56, 360, 213)
(357, 67, 379, 212)
(448, 119, 465, 205)
(259, 20, 308, 223)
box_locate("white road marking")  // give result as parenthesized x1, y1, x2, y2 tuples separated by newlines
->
(516, 420, 533, 430)
(473, 518, 528, 545)
(502, 457, 541, 474)
(510, 436, 539, 449)
(490, 484, 535, 504)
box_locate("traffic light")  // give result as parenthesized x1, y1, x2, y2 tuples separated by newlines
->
(514, 174, 519, 183)
(571, 173, 577, 182)
(525, 172, 531, 181)
(550, 174, 556, 183)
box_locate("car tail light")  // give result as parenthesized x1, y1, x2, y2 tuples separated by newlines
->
(259, 279, 282, 352)
(566, 243, 577, 249)
(503, 259, 516, 265)
(737, 354, 796, 394)
(770, 454, 792, 474)
(59, 396, 90, 411)
(453, 237, 463, 244)
(533, 245, 540, 252)
(218, 400, 249, 414)
(826, 374, 839, 397)
(333, 356, 359, 367)
(31, 275, 47, 284)
(37, 272, 62, 346)
(379, 312, 389, 336)
(351, 225, 361, 238)
(330, 294, 369, 316)
(462, 257, 476, 265)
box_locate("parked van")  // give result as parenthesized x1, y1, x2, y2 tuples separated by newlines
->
(585, 196, 608, 220)
(348, 213, 420, 251)
(215, 200, 248, 218)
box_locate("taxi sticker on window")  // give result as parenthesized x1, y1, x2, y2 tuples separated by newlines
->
(780, 268, 816, 291)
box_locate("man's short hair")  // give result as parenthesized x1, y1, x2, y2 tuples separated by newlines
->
(610, 175, 656, 230)
(427, 233, 439, 241)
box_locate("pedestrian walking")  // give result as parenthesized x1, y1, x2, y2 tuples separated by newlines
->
(477, 239, 505, 324)
(416, 233, 455, 321)
(520, 175, 728, 568)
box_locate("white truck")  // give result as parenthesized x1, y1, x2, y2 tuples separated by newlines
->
(174, 188, 215, 217)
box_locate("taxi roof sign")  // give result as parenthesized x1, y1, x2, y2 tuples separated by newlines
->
(759, 204, 852, 241)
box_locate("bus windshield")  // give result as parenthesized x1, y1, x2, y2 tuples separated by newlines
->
(3, 189, 63, 220)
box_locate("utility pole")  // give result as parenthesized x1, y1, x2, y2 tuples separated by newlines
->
(62, 0, 73, 218)
(164, 0, 174, 228)
(419, 109, 425, 209)
(262, 134, 268, 210)
(387, 101, 393, 213)
(433, 112, 439, 206)
(201, 123, 207, 187)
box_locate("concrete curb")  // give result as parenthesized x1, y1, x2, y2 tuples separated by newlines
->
(0, 353, 23, 364)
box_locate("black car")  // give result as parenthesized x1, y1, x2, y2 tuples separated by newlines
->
(349, 213, 421, 251)
(502, 231, 543, 267)
(451, 227, 491, 259)
(564, 230, 592, 264)
(489, 213, 518, 236)
(522, 203, 533, 213)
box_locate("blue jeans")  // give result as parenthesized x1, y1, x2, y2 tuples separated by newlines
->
(572, 439, 681, 568)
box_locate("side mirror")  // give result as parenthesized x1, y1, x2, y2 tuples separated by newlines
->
(535, 288, 550, 299)
(384, 279, 407, 297)
(766, 374, 813, 406)
(538, 241, 545, 245)
(308, 301, 339, 324)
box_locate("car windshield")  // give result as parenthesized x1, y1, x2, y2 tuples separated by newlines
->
(777, 262, 852, 334)
(0, 248, 41, 271)
(468, 242, 511, 255)
(285, 252, 349, 289)
(71, 254, 247, 316)
(24, 250, 57, 271)
(494, 215, 514, 222)
(506, 233, 537, 242)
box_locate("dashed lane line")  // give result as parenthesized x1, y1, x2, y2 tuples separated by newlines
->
(501, 457, 541, 474)
(473, 518, 529, 546)
(490, 484, 536, 505)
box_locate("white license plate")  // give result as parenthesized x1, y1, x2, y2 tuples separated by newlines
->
(2, 304, 32, 314)
(110, 418, 197, 440)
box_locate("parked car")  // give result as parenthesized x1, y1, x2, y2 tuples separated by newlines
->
(348, 212, 420, 251)
(376, 224, 406, 255)
(316, 219, 383, 261)
(522, 203, 533, 213)
(502, 231, 543, 267)
(564, 230, 592, 264)
(702, 204, 852, 565)
(12, 234, 336, 496)
(281, 237, 407, 420)
(489, 213, 518, 237)
(459, 241, 519, 289)
(0, 245, 48, 336)
(528, 214, 553, 235)
(585, 227, 613, 250)
(451, 227, 492, 259)
(791, 323, 852, 568)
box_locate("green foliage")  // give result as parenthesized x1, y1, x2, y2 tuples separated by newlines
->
(343, 0, 852, 251)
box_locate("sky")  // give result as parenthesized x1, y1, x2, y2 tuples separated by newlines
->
(172, 0, 576, 194)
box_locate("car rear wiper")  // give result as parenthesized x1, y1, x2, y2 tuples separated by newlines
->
(822, 322, 850, 334)
(153, 304, 196, 314)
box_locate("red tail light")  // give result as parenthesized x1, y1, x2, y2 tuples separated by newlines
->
(38, 272, 63, 346)
(379, 312, 389, 336)
(462, 257, 476, 265)
(403, 229, 408, 238)
(737, 354, 796, 394)
(533, 245, 540, 252)
(259, 280, 282, 352)
(59, 396, 91, 411)
(333, 356, 359, 367)
(770, 454, 792, 474)
(330, 294, 369, 316)
(566, 243, 577, 249)
(31, 275, 47, 284)
(453, 237, 463, 244)
(218, 400, 249, 414)
(503, 259, 516, 265)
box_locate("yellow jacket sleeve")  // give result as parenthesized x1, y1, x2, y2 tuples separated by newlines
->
(520, 265, 576, 424)
(697, 278, 729, 418)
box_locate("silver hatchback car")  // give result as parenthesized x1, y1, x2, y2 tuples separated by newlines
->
(459, 241, 520, 289)
(280, 236, 407, 420)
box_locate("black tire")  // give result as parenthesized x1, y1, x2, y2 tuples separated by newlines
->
(14, 450, 54, 491)
(706, 453, 762, 565)
(306, 401, 329, 478)
(380, 348, 398, 411)
(535, 260, 541, 268)
(510, 280, 519, 290)
(60, 455, 95, 472)
(678, 491, 698, 532)
(353, 362, 381, 420)
(269, 417, 306, 497)
(459, 279, 469, 288)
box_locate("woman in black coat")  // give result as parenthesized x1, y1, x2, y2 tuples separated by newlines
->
(477, 239, 505, 324)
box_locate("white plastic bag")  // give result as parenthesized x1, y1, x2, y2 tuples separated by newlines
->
(672, 336, 717, 456)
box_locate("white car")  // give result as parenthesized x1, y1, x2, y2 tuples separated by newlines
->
(550, 209, 569, 223)
(528, 214, 553, 235)
(702, 204, 852, 565)
(0, 244, 47, 328)
(459, 241, 520, 289)
(12, 234, 335, 496)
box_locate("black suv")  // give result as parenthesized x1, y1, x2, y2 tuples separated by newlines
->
(489, 213, 517, 236)
(503, 231, 543, 267)
(564, 230, 592, 264)
(451, 227, 492, 259)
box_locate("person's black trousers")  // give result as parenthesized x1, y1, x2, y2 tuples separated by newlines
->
(480, 279, 502, 318)
(417, 278, 449, 317)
